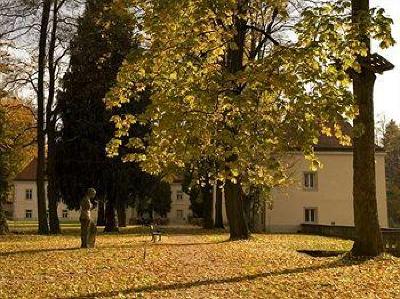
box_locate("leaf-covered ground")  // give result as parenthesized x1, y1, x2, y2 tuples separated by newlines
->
(1, 226, 399, 298)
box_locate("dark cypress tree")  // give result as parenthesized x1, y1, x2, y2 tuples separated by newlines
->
(56, 0, 137, 231)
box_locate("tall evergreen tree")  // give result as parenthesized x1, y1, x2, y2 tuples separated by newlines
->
(56, 0, 138, 231)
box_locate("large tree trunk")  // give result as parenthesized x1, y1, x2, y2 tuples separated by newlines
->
(201, 182, 214, 229)
(0, 205, 9, 235)
(47, 165, 60, 235)
(46, 0, 61, 235)
(36, 0, 52, 235)
(243, 193, 255, 232)
(223, 0, 249, 240)
(225, 181, 249, 240)
(104, 200, 118, 232)
(351, 0, 384, 256)
(352, 70, 383, 256)
(47, 137, 60, 234)
(214, 181, 224, 229)
(117, 202, 127, 228)
(96, 198, 105, 226)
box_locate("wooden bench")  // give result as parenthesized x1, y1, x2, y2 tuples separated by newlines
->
(382, 229, 400, 256)
(150, 225, 162, 242)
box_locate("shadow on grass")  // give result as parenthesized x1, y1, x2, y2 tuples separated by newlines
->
(8, 225, 228, 237)
(0, 247, 81, 257)
(0, 239, 227, 257)
(61, 258, 365, 299)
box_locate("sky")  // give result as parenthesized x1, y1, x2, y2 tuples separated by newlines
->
(372, 0, 400, 123)
(6, 1, 400, 124)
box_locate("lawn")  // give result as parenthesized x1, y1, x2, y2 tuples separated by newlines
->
(0, 227, 399, 299)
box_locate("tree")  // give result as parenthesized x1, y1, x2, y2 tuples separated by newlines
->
(350, 0, 394, 257)
(0, 0, 86, 234)
(0, 107, 9, 234)
(182, 160, 215, 229)
(56, 0, 138, 232)
(182, 170, 203, 219)
(382, 120, 400, 227)
(106, 0, 393, 240)
(214, 181, 224, 229)
(150, 181, 172, 218)
(0, 94, 36, 234)
(0, 45, 36, 234)
(36, 0, 52, 235)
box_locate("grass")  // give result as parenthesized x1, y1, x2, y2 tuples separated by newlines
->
(6, 221, 80, 233)
(0, 227, 399, 298)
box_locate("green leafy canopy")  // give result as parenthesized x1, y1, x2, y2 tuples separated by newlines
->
(106, 0, 394, 190)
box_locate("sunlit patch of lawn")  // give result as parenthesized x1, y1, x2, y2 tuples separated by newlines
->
(0, 227, 399, 298)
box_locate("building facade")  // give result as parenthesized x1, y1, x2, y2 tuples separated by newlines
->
(8, 159, 81, 221)
(8, 160, 192, 224)
(168, 182, 192, 223)
(8, 133, 389, 231)
(264, 150, 388, 232)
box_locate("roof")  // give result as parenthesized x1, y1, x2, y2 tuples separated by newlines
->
(14, 159, 42, 181)
(314, 122, 384, 152)
(314, 122, 353, 152)
(13, 126, 382, 182)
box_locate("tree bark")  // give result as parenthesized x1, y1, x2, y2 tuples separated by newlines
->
(96, 198, 105, 226)
(36, 0, 52, 235)
(201, 182, 214, 229)
(223, 0, 250, 240)
(104, 199, 118, 232)
(47, 137, 60, 234)
(117, 202, 127, 227)
(225, 181, 249, 240)
(214, 181, 224, 229)
(243, 193, 254, 232)
(351, 0, 384, 256)
(0, 204, 9, 235)
(46, 0, 61, 235)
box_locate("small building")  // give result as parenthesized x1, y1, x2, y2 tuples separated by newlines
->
(264, 149, 388, 232)
(9, 159, 192, 224)
(263, 128, 388, 232)
(8, 159, 81, 221)
(207, 126, 389, 232)
(168, 182, 192, 224)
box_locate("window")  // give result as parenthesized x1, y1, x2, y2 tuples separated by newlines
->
(176, 191, 183, 201)
(304, 172, 317, 190)
(25, 209, 32, 219)
(304, 208, 318, 223)
(25, 189, 33, 200)
(62, 210, 68, 219)
(177, 210, 183, 219)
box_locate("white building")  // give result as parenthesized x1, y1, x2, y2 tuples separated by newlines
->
(8, 129, 389, 231)
(264, 149, 388, 232)
(8, 159, 81, 221)
(168, 182, 192, 223)
(214, 131, 389, 232)
(8, 159, 192, 224)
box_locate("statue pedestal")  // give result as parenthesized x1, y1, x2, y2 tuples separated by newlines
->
(88, 221, 97, 248)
